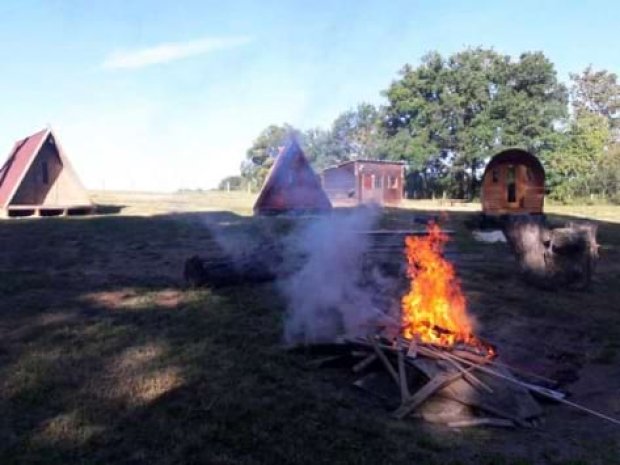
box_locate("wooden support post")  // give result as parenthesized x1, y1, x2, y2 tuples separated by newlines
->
(352, 353, 378, 373)
(369, 337, 400, 387)
(397, 339, 410, 402)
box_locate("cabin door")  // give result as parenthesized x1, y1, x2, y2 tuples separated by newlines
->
(361, 173, 383, 204)
(505, 164, 525, 209)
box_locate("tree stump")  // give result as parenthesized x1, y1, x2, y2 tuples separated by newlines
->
(503, 216, 598, 290)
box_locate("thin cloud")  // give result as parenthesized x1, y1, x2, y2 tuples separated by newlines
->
(102, 36, 252, 70)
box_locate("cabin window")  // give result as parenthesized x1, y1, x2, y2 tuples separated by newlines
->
(492, 169, 499, 183)
(41, 161, 49, 185)
(506, 165, 516, 203)
(374, 175, 382, 189)
(526, 167, 534, 182)
(388, 176, 398, 188)
(363, 174, 372, 190)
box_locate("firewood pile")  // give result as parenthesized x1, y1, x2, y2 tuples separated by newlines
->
(302, 332, 562, 428)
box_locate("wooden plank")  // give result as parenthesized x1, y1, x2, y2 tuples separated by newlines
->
(419, 346, 493, 393)
(369, 337, 400, 387)
(352, 353, 378, 373)
(397, 342, 410, 401)
(410, 357, 541, 426)
(448, 418, 515, 428)
(393, 366, 477, 419)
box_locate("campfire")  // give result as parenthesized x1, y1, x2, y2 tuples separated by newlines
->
(400, 222, 493, 355)
(303, 222, 572, 428)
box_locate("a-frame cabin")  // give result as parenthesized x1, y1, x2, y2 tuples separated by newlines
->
(0, 128, 93, 217)
(253, 139, 332, 215)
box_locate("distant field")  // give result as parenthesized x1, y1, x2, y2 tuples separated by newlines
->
(91, 190, 620, 223)
(90, 190, 258, 217)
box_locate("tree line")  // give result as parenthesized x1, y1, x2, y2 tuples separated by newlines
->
(221, 47, 619, 203)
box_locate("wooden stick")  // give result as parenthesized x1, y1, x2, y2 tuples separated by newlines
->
(369, 337, 400, 387)
(407, 338, 418, 358)
(306, 355, 343, 368)
(438, 350, 565, 400)
(420, 346, 493, 394)
(397, 340, 410, 401)
(485, 359, 558, 386)
(393, 366, 478, 419)
(448, 418, 515, 428)
(352, 353, 378, 373)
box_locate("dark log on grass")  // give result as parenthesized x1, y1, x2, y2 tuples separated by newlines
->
(183, 255, 274, 287)
(503, 217, 598, 290)
(184, 254, 278, 287)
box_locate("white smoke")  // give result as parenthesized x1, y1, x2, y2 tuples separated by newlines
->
(281, 206, 400, 345)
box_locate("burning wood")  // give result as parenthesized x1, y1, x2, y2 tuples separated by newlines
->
(400, 223, 496, 364)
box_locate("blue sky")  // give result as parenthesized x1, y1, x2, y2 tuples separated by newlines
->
(0, 0, 617, 191)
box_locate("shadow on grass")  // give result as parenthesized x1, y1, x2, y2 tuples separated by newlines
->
(0, 208, 618, 465)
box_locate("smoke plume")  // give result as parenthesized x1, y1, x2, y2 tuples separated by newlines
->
(281, 207, 399, 345)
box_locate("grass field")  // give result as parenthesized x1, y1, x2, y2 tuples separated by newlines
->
(1, 191, 619, 464)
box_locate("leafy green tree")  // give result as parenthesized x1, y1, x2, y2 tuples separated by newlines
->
(383, 49, 499, 197)
(383, 48, 567, 198)
(299, 127, 339, 170)
(492, 52, 568, 152)
(241, 124, 299, 191)
(545, 111, 610, 201)
(570, 66, 619, 139)
(592, 144, 620, 202)
(330, 103, 383, 160)
(217, 175, 245, 191)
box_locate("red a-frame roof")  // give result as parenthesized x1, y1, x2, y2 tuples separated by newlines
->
(0, 128, 50, 209)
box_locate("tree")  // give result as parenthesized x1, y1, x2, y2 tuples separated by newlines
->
(217, 175, 245, 191)
(299, 128, 339, 170)
(545, 111, 610, 201)
(592, 143, 620, 202)
(241, 124, 299, 191)
(570, 66, 620, 139)
(492, 52, 568, 152)
(383, 48, 567, 198)
(330, 103, 383, 161)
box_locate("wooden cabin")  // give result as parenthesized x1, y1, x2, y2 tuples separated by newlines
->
(481, 149, 545, 215)
(0, 128, 93, 217)
(322, 160, 405, 206)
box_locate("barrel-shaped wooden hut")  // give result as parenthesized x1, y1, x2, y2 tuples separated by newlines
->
(481, 149, 545, 215)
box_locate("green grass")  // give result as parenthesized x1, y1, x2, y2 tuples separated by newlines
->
(0, 193, 619, 464)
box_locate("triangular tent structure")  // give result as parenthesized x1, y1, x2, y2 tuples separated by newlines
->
(0, 128, 93, 217)
(253, 139, 332, 215)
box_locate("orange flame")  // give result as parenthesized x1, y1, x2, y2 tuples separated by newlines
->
(401, 222, 479, 348)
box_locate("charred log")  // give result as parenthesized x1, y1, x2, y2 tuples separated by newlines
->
(503, 216, 598, 290)
(183, 250, 281, 287)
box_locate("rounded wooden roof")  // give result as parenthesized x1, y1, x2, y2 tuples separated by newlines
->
(483, 148, 545, 179)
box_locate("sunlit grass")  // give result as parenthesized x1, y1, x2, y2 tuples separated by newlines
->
(90, 190, 620, 224)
